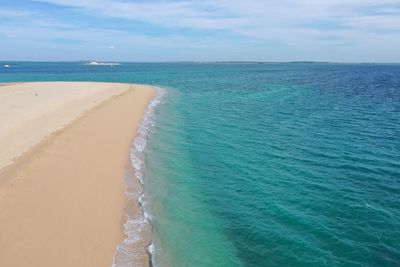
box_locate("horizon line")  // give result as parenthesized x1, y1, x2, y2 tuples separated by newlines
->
(1, 60, 400, 65)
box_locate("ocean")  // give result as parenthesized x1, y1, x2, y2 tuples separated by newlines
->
(1, 62, 399, 266)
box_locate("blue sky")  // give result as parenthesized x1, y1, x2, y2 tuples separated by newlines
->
(0, 0, 399, 62)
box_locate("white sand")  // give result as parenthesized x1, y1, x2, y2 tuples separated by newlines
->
(0, 82, 129, 169)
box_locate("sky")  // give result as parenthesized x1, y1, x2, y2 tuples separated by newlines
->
(0, 0, 399, 62)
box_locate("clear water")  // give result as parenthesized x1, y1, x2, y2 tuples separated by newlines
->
(1, 62, 400, 266)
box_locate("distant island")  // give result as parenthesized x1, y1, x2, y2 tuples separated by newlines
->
(85, 61, 120, 66)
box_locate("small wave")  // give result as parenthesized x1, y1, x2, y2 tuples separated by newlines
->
(112, 87, 166, 267)
(147, 242, 156, 264)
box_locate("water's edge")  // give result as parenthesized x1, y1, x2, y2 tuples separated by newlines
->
(112, 87, 165, 267)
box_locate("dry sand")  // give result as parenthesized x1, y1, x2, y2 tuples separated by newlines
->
(0, 82, 154, 266)
(0, 82, 131, 170)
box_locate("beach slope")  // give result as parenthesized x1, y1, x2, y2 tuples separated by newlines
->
(0, 82, 154, 266)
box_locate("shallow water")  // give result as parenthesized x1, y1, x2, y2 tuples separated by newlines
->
(2, 62, 400, 266)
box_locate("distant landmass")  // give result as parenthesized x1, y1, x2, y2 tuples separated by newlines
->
(84, 61, 120, 66)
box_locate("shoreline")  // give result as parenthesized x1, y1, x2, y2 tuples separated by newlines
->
(113, 88, 164, 267)
(0, 82, 155, 266)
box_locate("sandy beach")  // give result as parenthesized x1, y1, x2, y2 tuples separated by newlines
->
(0, 82, 154, 266)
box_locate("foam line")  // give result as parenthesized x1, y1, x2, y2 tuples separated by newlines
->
(112, 87, 165, 267)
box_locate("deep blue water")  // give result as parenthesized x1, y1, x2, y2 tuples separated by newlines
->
(1, 62, 400, 266)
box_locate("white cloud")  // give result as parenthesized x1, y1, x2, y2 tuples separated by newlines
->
(32, 0, 400, 46)
(35, 0, 400, 29)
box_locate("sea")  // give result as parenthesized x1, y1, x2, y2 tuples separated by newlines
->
(1, 62, 399, 267)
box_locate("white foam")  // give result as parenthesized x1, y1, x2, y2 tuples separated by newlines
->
(112, 87, 165, 267)
(147, 242, 155, 256)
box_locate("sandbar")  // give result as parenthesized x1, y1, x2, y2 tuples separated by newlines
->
(0, 82, 154, 266)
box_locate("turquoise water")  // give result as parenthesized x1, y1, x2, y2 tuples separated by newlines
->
(1, 62, 400, 266)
